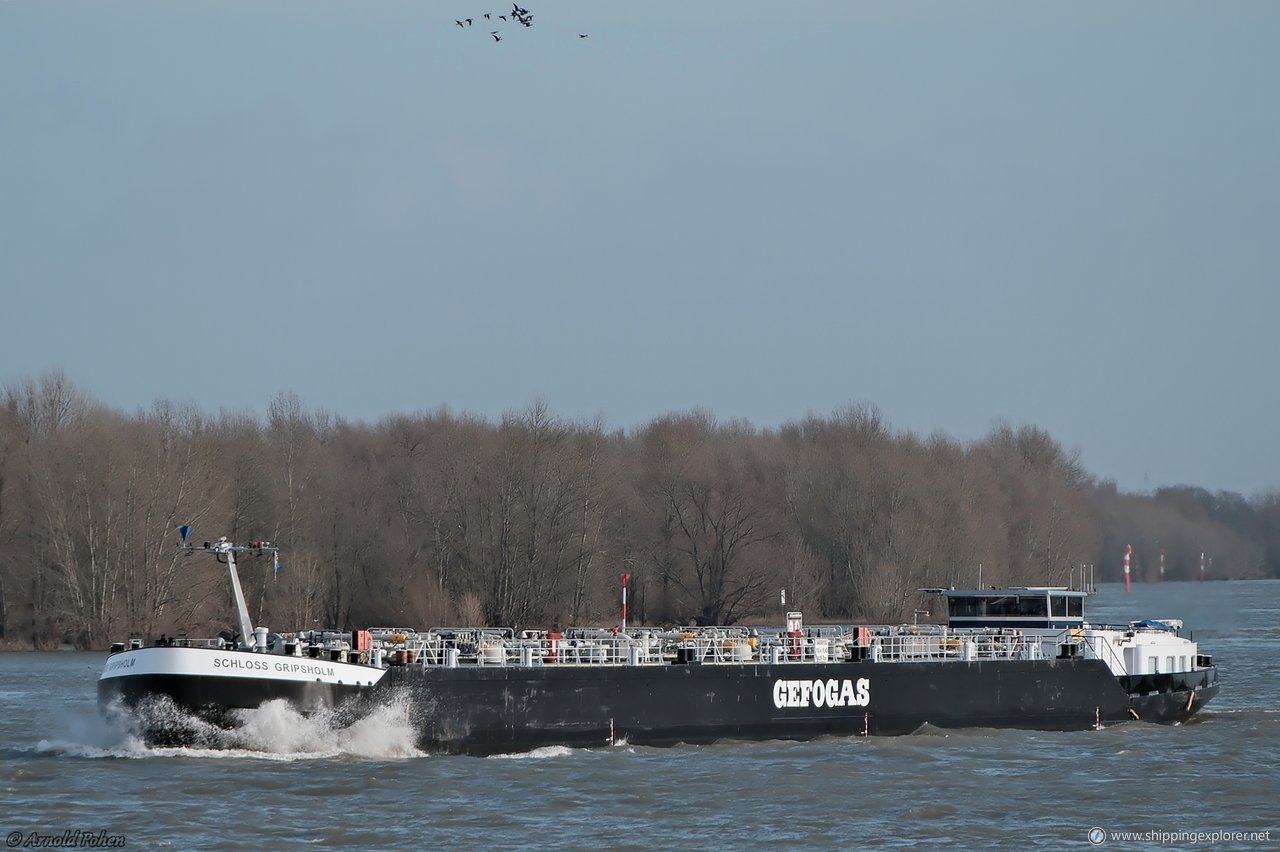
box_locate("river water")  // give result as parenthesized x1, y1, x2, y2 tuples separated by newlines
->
(2, 581, 1276, 850)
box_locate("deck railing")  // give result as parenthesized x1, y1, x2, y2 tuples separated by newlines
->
(116, 622, 1172, 679)
(365, 624, 1081, 668)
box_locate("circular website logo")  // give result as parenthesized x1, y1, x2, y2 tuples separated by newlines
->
(1088, 827, 1107, 845)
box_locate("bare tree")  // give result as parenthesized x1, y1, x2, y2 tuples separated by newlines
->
(1, 371, 1274, 646)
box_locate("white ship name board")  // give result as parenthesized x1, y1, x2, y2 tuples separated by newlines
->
(772, 677, 870, 709)
(98, 647, 387, 687)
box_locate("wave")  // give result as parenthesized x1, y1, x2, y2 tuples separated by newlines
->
(37, 694, 424, 760)
(487, 745, 577, 760)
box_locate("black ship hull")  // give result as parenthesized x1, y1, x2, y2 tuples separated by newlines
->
(97, 646, 1220, 755)
(98, 673, 370, 725)
(383, 658, 1217, 755)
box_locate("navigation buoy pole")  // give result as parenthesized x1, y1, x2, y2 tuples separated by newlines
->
(1124, 544, 1132, 593)
(620, 572, 631, 631)
(1159, 548, 1165, 584)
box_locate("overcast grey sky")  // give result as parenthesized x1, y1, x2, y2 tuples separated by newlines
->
(2, 1, 1277, 496)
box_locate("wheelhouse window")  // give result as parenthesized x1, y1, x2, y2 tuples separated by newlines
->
(949, 595, 1049, 619)
(1009, 595, 1048, 618)
(1051, 595, 1084, 618)
(948, 597, 985, 618)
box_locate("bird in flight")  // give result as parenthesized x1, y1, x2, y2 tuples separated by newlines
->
(453, 5, 585, 44)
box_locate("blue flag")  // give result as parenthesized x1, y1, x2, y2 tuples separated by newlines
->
(177, 524, 192, 544)
(273, 553, 281, 577)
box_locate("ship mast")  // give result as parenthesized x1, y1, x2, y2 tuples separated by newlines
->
(178, 531, 278, 651)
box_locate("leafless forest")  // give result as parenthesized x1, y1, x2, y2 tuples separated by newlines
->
(1, 371, 1275, 648)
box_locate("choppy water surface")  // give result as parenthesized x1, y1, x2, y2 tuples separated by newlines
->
(2, 581, 1276, 850)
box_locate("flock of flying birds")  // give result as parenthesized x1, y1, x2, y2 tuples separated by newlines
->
(453, 4, 587, 42)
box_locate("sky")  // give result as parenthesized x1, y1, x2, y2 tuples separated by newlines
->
(2, 1, 1278, 497)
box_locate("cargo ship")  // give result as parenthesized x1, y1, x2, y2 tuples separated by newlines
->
(97, 534, 1220, 755)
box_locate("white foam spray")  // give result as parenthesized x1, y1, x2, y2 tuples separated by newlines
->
(38, 692, 424, 760)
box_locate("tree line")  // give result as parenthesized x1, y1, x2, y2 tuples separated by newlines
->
(0, 371, 1274, 648)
